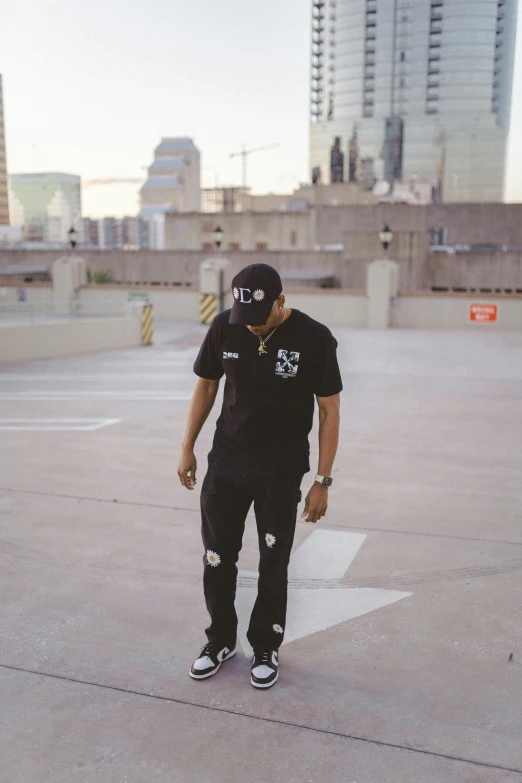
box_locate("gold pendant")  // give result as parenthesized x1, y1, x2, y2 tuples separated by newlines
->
(258, 344, 267, 355)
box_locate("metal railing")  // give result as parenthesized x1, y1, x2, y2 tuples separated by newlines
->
(0, 300, 131, 324)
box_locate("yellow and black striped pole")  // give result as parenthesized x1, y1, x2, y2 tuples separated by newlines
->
(141, 304, 154, 345)
(200, 293, 217, 325)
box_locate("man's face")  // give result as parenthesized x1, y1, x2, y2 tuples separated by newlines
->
(246, 297, 283, 336)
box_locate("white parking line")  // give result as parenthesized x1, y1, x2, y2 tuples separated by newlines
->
(0, 392, 192, 401)
(0, 373, 193, 382)
(0, 418, 122, 431)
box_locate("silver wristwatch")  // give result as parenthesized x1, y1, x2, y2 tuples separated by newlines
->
(315, 474, 333, 487)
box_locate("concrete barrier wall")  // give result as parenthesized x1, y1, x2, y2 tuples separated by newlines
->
(80, 286, 367, 327)
(0, 284, 53, 303)
(78, 285, 199, 319)
(393, 293, 522, 330)
(425, 251, 522, 291)
(0, 283, 201, 321)
(284, 290, 367, 327)
(1, 249, 345, 286)
(314, 203, 522, 246)
(2, 247, 522, 292)
(0, 316, 142, 363)
(80, 286, 522, 330)
(2, 281, 522, 336)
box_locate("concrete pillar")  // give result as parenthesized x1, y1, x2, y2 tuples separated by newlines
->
(199, 256, 234, 322)
(52, 256, 87, 316)
(366, 259, 400, 329)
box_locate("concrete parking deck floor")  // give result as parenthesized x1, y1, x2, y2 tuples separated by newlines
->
(1, 320, 521, 783)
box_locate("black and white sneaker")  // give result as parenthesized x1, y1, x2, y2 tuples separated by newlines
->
(189, 643, 236, 680)
(251, 649, 279, 689)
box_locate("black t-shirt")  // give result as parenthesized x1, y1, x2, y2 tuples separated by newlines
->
(193, 308, 343, 475)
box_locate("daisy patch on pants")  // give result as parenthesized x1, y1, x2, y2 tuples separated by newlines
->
(206, 550, 221, 567)
(265, 533, 276, 548)
(273, 624, 284, 634)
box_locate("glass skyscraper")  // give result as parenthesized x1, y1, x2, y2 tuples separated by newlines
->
(9, 173, 82, 243)
(310, 0, 518, 201)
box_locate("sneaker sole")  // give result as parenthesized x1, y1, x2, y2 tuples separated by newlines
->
(251, 669, 279, 689)
(189, 649, 237, 680)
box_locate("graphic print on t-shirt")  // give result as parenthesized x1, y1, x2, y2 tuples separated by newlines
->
(275, 349, 300, 377)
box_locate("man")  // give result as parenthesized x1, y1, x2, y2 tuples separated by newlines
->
(177, 263, 342, 689)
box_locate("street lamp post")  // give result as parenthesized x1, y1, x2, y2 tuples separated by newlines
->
(378, 224, 394, 260)
(213, 225, 224, 252)
(68, 226, 78, 251)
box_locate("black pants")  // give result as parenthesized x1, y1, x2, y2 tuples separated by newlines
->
(200, 444, 303, 651)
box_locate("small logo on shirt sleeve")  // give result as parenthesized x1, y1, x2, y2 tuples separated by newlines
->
(223, 352, 239, 360)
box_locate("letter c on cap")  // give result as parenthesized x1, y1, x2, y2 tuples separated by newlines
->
(239, 288, 252, 303)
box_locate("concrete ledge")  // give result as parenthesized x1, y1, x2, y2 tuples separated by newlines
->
(0, 282, 53, 288)
(0, 316, 142, 363)
(393, 294, 522, 330)
(399, 290, 522, 300)
(284, 291, 367, 327)
(78, 287, 200, 319)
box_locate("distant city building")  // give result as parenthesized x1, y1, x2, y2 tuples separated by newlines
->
(9, 172, 82, 242)
(330, 137, 344, 184)
(166, 211, 312, 252)
(239, 181, 375, 211)
(0, 75, 10, 225)
(202, 186, 248, 213)
(0, 225, 22, 245)
(81, 217, 100, 247)
(121, 216, 140, 249)
(309, 0, 518, 202)
(98, 217, 120, 249)
(80, 215, 149, 250)
(140, 137, 201, 213)
(164, 201, 522, 258)
(137, 205, 169, 250)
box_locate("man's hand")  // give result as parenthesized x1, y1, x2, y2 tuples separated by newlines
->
(301, 482, 328, 524)
(177, 448, 198, 490)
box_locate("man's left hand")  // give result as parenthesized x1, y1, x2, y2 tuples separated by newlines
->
(301, 482, 328, 524)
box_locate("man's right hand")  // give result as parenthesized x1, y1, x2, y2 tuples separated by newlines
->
(177, 448, 198, 490)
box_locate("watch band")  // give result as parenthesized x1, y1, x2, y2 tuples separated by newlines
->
(315, 474, 333, 487)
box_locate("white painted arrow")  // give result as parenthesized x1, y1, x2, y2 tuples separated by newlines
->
(236, 529, 411, 657)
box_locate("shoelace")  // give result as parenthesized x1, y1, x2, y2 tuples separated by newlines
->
(200, 643, 218, 660)
(253, 649, 272, 667)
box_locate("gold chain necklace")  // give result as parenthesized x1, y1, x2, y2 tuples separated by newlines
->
(257, 308, 289, 355)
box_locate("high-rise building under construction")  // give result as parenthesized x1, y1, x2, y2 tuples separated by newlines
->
(309, 0, 518, 201)
(0, 75, 10, 224)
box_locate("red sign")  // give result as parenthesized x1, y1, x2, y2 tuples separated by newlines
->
(469, 303, 498, 323)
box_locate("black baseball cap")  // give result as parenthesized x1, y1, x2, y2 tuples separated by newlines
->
(229, 264, 283, 325)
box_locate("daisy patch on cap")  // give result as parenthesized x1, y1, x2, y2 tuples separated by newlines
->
(253, 289, 265, 302)
(232, 287, 240, 300)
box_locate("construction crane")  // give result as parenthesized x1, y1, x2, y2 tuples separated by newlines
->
(81, 178, 143, 187)
(229, 144, 280, 190)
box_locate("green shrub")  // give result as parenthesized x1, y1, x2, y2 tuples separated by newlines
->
(87, 268, 116, 284)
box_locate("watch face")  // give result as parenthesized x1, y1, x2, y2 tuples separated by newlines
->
(323, 476, 333, 487)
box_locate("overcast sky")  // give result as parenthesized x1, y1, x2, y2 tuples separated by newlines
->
(2, 0, 521, 218)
